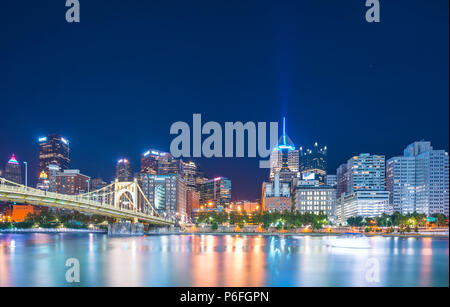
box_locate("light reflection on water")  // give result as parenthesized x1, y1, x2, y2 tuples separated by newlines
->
(0, 233, 448, 287)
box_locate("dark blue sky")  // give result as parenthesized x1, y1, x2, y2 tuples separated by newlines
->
(0, 0, 448, 200)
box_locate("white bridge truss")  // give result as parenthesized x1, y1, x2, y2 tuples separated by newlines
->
(0, 177, 174, 226)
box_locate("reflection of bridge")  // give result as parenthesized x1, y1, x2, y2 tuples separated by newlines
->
(0, 177, 174, 226)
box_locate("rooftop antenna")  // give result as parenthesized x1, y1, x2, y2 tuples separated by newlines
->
(283, 117, 287, 145)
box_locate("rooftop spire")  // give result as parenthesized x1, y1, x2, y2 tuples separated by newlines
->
(8, 154, 19, 165)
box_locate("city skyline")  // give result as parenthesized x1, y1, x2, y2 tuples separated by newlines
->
(0, 0, 448, 200)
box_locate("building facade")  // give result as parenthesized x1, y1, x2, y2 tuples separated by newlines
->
(347, 153, 385, 192)
(199, 177, 232, 208)
(138, 174, 187, 221)
(228, 201, 261, 213)
(292, 179, 336, 216)
(141, 149, 182, 176)
(325, 174, 337, 187)
(4, 154, 22, 184)
(38, 134, 70, 174)
(186, 190, 200, 221)
(116, 158, 132, 182)
(55, 169, 90, 195)
(386, 141, 449, 216)
(336, 191, 391, 224)
(299, 142, 328, 184)
(262, 172, 291, 212)
(336, 163, 348, 198)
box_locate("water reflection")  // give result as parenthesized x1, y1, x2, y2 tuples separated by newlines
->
(0, 234, 448, 287)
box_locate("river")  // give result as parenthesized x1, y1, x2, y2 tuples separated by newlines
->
(0, 233, 448, 287)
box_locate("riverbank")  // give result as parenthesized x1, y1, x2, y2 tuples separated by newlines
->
(0, 228, 107, 234)
(1, 229, 447, 238)
(149, 231, 448, 238)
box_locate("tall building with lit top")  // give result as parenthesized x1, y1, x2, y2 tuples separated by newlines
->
(116, 158, 132, 182)
(141, 149, 182, 175)
(38, 134, 70, 175)
(299, 142, 328, 184)
(181, 160, 201, 191)
(4, 154, 22, 184)
(269, 118, 299, 181)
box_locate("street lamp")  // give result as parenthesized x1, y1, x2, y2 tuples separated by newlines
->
(23, 161, 28, 188)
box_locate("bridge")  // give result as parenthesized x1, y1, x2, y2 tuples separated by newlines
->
(0, 177, 175, 226)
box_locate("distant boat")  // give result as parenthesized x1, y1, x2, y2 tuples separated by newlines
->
(325, 234, 371, 249)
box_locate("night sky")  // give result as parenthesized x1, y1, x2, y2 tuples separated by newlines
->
(0, 0, 448, 200)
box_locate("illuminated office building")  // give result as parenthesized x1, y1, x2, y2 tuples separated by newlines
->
(38, 134, 70, 174)
(116, 158, 132, 182)
(336, 191, 391, 224)
(337, 153, 385, 194)
(186, 190, 200, 221)
(269, 118, 299, 181)
(141, 149, 182, 175)
(199, 177, 231, 208)
(336, 163, 349, 198)
(299, 142, 328, 184)
(4, 154, 22, 184)
(292, 179, 336, 216)
(386, 141, 449, 216)
(138, 174, 187, 221)
(181, 160, 202, 191)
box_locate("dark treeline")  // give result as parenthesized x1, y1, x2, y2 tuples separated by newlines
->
(196, 211, 329, 230)
(0, 210, 110, 230)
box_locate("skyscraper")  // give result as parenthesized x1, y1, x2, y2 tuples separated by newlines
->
(299, 142, 328, 184)
(269, 118, 299, 181)
(199, 177, 232, 208)
(335, 153, 390, 223)
(4, 154, 22, 184)
(386, 141, 449, 216)
(346, 153, 386, 192)
(116, 158, 132, 182)
(141, 149, 182, 175)
(336, 163, 348, 198)
(181, 160, 200, 191)
(38, 134, 70, 175)
(138, 174, 187, 221)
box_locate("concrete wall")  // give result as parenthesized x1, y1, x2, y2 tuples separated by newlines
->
(108, 222, 144, 236)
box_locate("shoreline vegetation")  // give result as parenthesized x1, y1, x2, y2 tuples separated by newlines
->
(1, 210, 448, 237)
(1, 228, 448, 238)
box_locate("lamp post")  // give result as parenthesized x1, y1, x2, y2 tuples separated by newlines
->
(23, 161, 28, 188)
(87, 178, 90, 193)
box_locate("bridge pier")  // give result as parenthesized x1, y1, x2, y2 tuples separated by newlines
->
(108, 221, 144, 236)
(146, 225, 181, 234)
